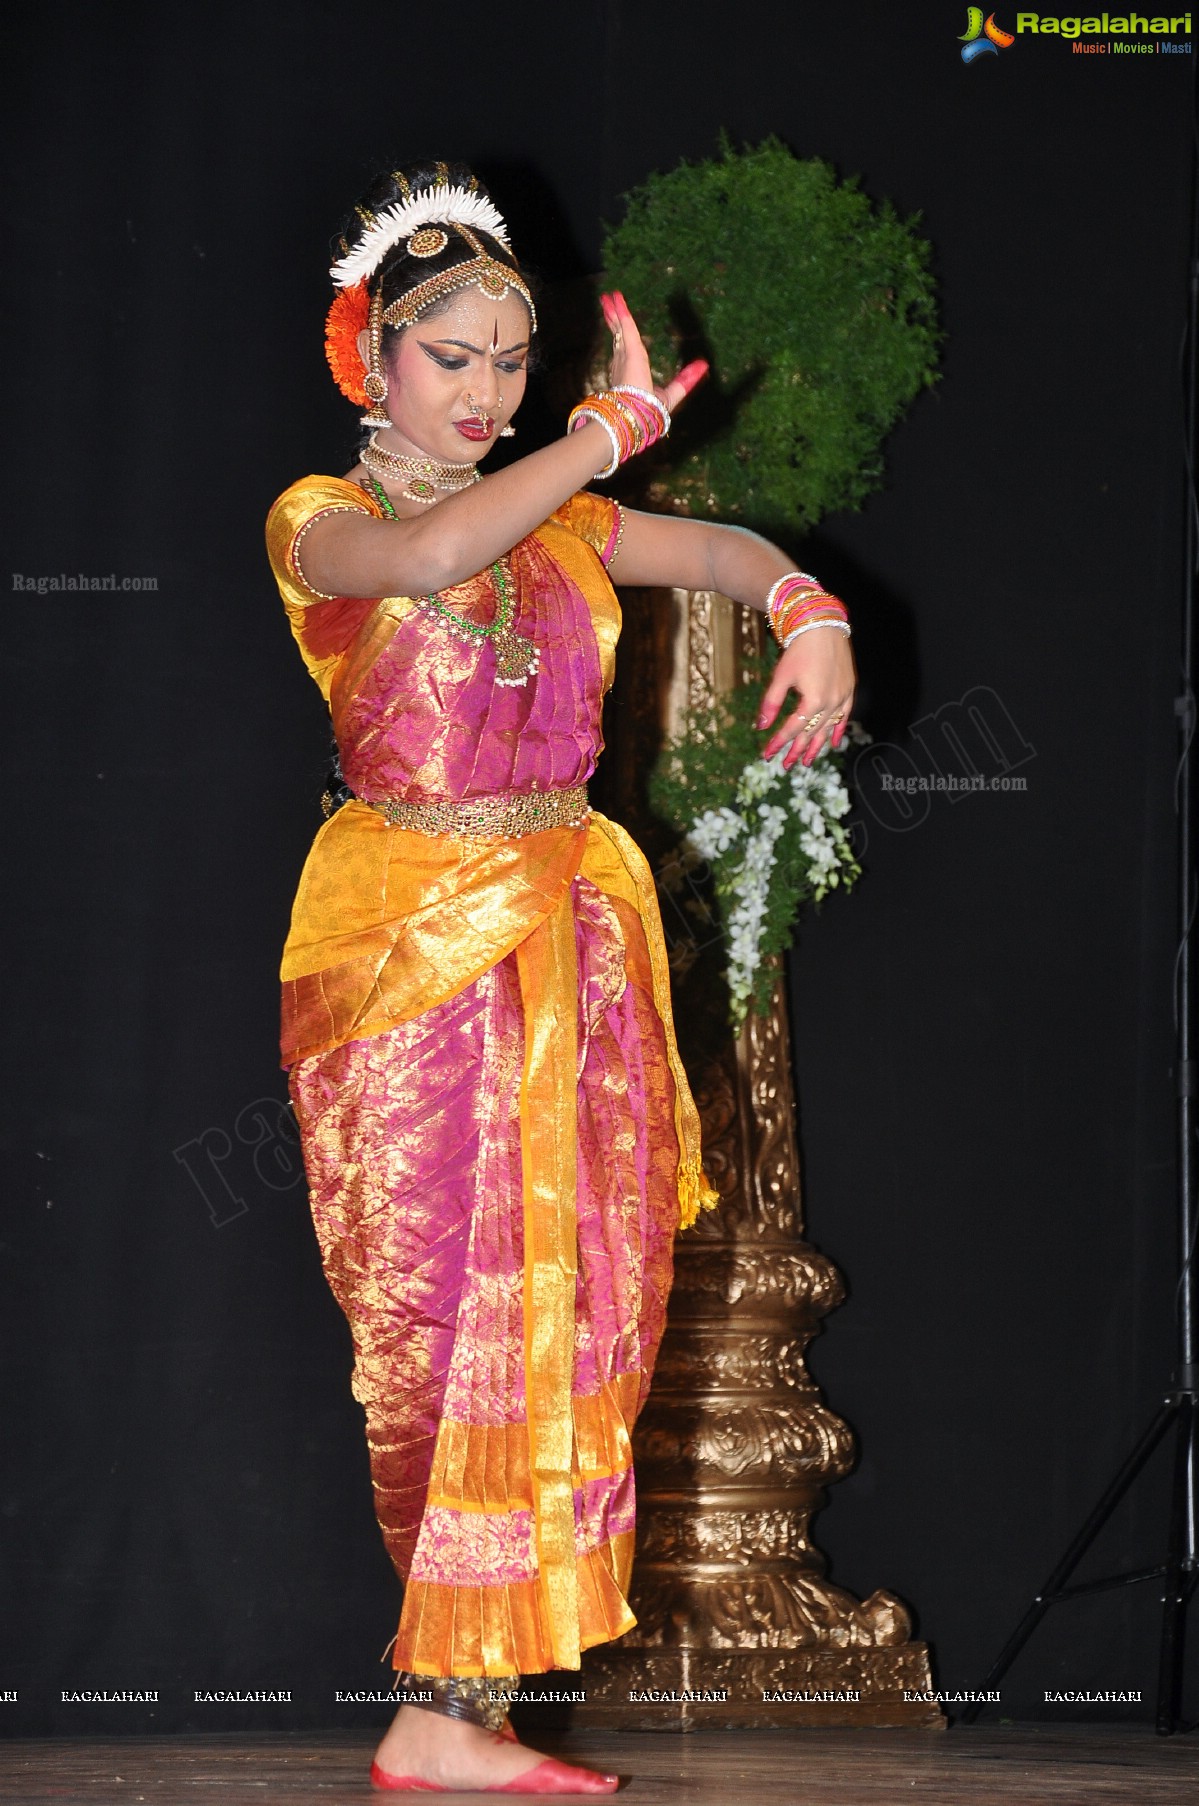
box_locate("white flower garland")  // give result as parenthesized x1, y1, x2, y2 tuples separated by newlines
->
(686, 750, 856, 1020)
(330, 185, 512, 289)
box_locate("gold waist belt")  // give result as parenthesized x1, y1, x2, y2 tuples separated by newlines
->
(367, 784, 591, 838)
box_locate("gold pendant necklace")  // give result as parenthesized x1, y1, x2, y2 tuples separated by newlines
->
(362, 434, 482, 506)
(362, 475, 539, 687)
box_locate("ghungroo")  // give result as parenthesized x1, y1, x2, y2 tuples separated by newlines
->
(394, 1671, 518, 1733)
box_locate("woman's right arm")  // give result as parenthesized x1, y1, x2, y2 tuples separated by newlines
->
(297, 293, 706, 600)
(299, 421, 618, 600)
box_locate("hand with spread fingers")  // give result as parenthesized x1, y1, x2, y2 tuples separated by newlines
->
(593, 293, 853, 770)
(599, 288, 709, 417)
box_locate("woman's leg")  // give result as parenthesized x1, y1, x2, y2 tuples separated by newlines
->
(291, 881, 677, 1789)
(290, 980, 493, 1582)
(291, 970, 617, 1791)
(373, 1674, 616, 1792)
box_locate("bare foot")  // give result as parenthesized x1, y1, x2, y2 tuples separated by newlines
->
(372, 1702, 619, 1792)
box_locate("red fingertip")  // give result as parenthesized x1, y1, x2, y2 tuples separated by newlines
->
(678, 359, 709, 395)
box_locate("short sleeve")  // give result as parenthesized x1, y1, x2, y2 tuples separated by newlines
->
(265, 476, 381, 697)
(266, 474, 378, 603)
(551, 492, 624, 567)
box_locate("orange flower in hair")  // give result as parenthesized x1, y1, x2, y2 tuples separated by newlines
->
(324, 281, 371, 405)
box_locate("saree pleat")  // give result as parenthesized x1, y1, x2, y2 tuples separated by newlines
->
(289, 869, 682, 1674)
(270, 480, 716, 1676)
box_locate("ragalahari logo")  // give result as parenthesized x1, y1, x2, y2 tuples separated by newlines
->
(959, 7, 1016, 58)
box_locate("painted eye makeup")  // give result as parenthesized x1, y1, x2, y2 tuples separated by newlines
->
(417, 341, 527, 375)
(420, 347, 469, 371)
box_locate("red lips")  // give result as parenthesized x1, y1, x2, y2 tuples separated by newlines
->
(454, 419, 493, 441)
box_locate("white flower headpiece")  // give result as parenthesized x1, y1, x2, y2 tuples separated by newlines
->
(330, 184, 512, 289)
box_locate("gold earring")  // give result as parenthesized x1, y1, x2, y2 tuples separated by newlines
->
(361, 287, 391, 428)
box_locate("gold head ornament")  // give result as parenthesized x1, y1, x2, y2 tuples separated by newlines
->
(381, 226, 536, 333)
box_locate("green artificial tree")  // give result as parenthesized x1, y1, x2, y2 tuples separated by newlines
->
(601, 135, 941, 539)
(600, 138, 942, 1019)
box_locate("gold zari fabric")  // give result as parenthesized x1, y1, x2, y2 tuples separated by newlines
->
(267, 479, 716, 1679)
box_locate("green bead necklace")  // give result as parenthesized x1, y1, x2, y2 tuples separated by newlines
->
(363, 472, 539, 687)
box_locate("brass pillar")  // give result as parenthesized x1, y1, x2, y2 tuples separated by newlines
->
(579, 591, 941, 1729)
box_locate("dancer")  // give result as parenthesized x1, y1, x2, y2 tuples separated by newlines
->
(266, 159, 855, 1794)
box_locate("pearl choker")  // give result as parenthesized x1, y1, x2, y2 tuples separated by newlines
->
(361, 434, 482, 505)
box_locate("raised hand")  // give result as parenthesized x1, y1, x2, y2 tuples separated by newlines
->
(600, 290, 708, 416)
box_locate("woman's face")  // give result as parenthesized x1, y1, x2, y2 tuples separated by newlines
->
(365, 285, 531, 466)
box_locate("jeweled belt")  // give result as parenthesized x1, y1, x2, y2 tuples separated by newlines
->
(365, 784, 590, 838)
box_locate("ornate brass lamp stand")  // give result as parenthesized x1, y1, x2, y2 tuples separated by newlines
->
(579, 590, 941, 1730)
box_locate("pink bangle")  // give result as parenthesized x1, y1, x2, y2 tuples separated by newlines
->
(766, 571, 851, 647)
(764, 571, 824, 615)
(567, 385, 671, 478)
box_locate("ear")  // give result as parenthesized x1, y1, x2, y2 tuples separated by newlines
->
(356, 327, 371, 372)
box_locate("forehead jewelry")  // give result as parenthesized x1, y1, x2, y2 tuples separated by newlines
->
(381, 227, 537, 333)
(407, 226, 448, 258)
(328, 180, 536, 414)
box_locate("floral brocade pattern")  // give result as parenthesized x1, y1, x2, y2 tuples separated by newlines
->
(289, 876, 679, 1675)
(268, 484, 713, 1677)
(334, 529, 610, 806)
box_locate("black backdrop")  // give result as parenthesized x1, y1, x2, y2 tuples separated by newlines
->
(2, 0, 1195, 1740)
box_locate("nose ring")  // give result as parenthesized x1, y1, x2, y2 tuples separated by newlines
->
(467, 392, 504, 423)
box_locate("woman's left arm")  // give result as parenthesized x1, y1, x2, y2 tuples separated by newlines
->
(610, 509, 857, 768)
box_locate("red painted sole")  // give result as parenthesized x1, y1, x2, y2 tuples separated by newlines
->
(369, 1756, 620, 1794)
(370, 1760, 445, 1791)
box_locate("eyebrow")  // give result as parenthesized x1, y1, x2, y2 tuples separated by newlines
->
(423, 337, 530, 355)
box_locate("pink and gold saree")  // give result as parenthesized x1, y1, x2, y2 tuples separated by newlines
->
(265, 477, 714, 1680)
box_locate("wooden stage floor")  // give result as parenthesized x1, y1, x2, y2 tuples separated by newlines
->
(0, 1726, 1196, 1805)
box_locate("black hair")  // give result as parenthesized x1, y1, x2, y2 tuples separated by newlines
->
(333, 158, 535, 361)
